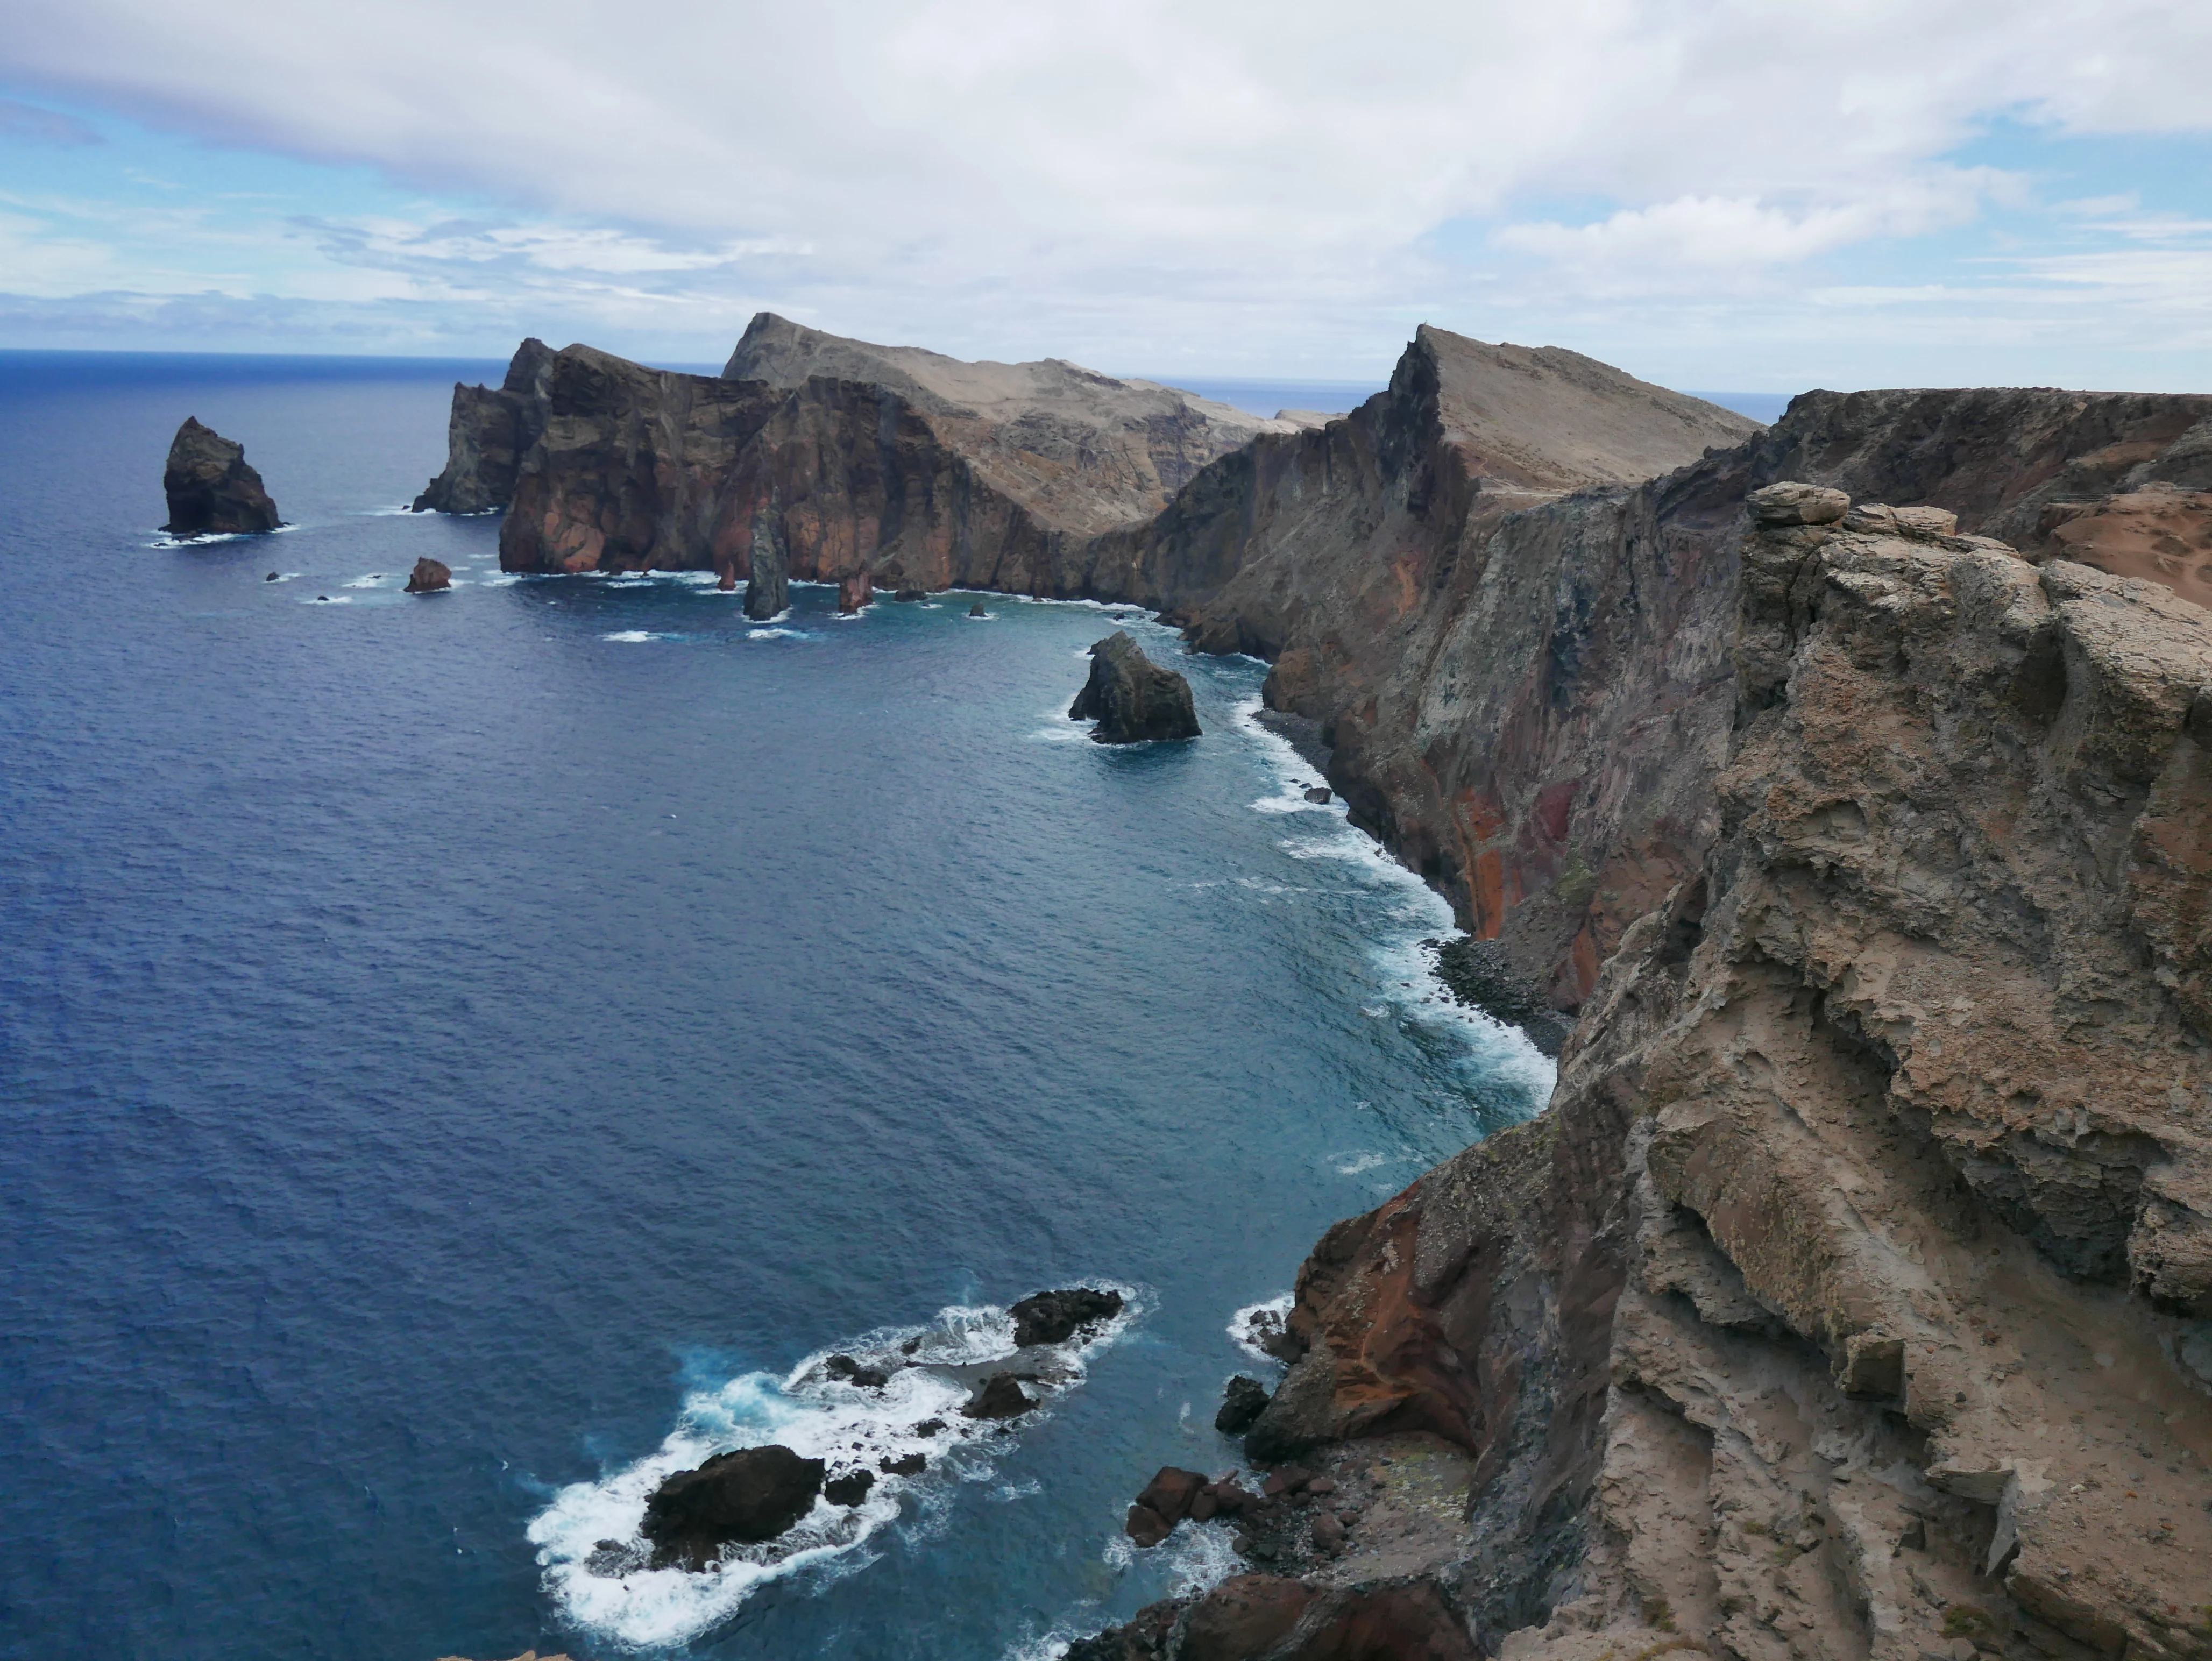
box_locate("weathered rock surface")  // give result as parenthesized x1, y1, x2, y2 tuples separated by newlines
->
(412, 339, 552, 513)
(837, 570, 873, 614)
(161, 417, 281, 536)
(405, 557, 451, 593)
(639, 1444, 823, 1569)
(1217, 1374, 1271, 1434)
(1094, 487, 2212, 1661)
(1008, 1285, 1125, 1346)
(742, 506, 788, 620)
(1068, 632, 1201, 743)
(961, 1373, 1037, 1421)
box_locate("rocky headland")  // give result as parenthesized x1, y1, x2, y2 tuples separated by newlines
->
(411, 339, 553, 514)
(162, 416, 282, 536)
(413, 324, 2212, 1660)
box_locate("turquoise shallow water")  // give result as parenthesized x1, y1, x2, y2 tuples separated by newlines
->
(0, 351, 1550, 1659)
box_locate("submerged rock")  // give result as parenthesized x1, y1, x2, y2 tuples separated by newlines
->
(743, 508, 789, 620)
(837, 571, 873, 614)
(162, 417, 281, 536)
(405, 557, 452, 593)
(1215, 1374, 1271, 1434)
(1067, 633, 1200, 743)
(1008, 1286, 1124, 1347)
(639, 1444, 824, 1569)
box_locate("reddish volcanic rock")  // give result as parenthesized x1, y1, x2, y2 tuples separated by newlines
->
(404, 558, 451, 593)
(836, 570, 873, 614)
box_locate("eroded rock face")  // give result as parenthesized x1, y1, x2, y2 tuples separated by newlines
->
(742, 507, 789, 620)
(162, 417, 281, 536)
(639, 1444, 824, 1569)
(411, 339, 552, 514)
(1146, 493, 2212, 1661)
(1068, 632, 1201, 743)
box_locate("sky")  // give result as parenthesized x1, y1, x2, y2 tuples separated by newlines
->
(2, 0, 2210, 391)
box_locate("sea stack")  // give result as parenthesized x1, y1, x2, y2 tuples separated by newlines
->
(161, 417, 281, 536)
(743, 509, 789, 621)
(403, 558, 452, 593)
(1068, 632, 1200, 743)
(837, 570, 873, 614)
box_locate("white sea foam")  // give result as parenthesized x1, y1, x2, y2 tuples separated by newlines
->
(1231, 695, 1557, 1101)
(746, 628, 807, 641)
(342, 574, 390, 588)
(1331, 1151, 1394, 1177)
(531, 1288, 1142, 1650)
(601, 630, 678, 643)
(304, 594, 351, 604)
(1228, 1293, 1294, 1368)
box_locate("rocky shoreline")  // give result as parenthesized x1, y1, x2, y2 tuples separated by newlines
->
(411, 321, 2212, 1661)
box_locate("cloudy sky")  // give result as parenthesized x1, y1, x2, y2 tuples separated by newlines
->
(2, 0, 2209, 390)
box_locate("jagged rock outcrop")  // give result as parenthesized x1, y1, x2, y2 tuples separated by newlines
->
(639, 1444, 824, 1569)
(1069, 633, 1201, 743)
(1094, 487, 2212, 1661)
(1009, 1286, 1126, 1347)
(161, 417, 281, 535)
(410, 339, 552, 513)
(743, 507, 788, 620)
(838, 570, 873, 614)
(405, 557, 451, 593)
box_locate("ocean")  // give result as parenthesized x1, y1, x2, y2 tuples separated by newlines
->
(0, 351, 1552, 1660)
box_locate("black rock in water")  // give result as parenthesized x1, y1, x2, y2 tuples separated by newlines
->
(640, 1444, 825, 1568)
(1215, 1374, 1271, 1434)
(1303, 786, 1332, 804)
(743, 507, 789, 620)
(894, 583, 926, 602)
(881, 1451, 927, 1475)
(162, 417, 281, 536)
(1009, 1286, 1124, 1347)
(1067, 632, 1200, 744)
(824, 1468, 876, 1507)
(961, 1373, 1037, 1421)
(969, 601, 989, 617)
(823, 1352, 891, 1388)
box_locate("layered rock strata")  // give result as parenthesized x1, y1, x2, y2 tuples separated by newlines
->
(161, 416, 281, 536)
(1095, 488, 2212, 1661)
(410, 339, 552, 514)
(1069, 632, 1202, 743)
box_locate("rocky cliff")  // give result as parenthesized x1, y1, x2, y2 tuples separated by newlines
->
(410, 339, 553, 514)
(1090, 484, 2212, 1661)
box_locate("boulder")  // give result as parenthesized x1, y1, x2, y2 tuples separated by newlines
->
(822, 1353, 891, 1388)
(1068, 632, 1201, 743)
(1124, 1503, 1172, 1548)
(405, 558, 452, 593)
(1008, 1286, 1124, 1347)
(743, 509, 789, 620)
(968, 601, 989, 617)
(880, 1451, 927, 1476)
(1302, 786, 1331, 804)
(1181, 1574, 1316, 1659)
(823, 1468, 875, 1507)
(162, 417, 281, 536)
(837, 571, 873, 614)
(1215, 1375, 1271, 1435)
(960, 1373, 1036, 1420)
(640, 1444, 824, 1569)
(1745, 479, 1849, 527)
(1134, 1466, 1209, 1527)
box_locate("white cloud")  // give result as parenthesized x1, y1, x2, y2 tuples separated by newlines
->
(0, 0, 2209, 378)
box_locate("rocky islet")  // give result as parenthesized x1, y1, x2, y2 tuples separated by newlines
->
(161, 416, 282, 537)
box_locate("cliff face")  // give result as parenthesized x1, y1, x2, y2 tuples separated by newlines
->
(485, 316, 1302, 585)
(1131, 496, 2212, 1661)
(410, 339, 552, 514)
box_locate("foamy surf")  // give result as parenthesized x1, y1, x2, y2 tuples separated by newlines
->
(1229, 1293, 1294, 1368)
(1232, 696, 1557, 1103)
(530, 1288, 1142, 1650)
(601, 630, 682, 643)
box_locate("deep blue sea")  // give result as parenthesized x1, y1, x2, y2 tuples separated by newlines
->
(0, 350, 1555, 1661)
